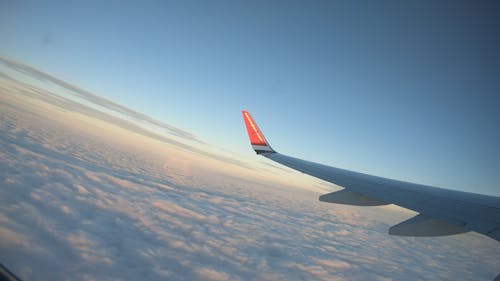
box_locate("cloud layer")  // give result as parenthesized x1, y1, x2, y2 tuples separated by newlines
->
(1, 59, 499, 281)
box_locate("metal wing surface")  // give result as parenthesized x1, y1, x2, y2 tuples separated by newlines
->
(242, 110, 500, 241)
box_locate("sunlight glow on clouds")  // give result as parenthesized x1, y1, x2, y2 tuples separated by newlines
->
(0, 59, 499, 280)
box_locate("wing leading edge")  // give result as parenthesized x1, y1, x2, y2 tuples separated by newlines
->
(241, 110, 500, 242)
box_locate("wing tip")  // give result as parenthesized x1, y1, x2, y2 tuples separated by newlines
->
(241, 110, 275, 154)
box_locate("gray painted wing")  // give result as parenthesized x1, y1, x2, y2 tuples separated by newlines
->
(241, 110, 500, 241)
(264, 152, 500, 241)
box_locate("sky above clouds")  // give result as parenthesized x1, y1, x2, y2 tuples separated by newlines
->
(1, 53, 500, 280)
(1, 1, 499, 195)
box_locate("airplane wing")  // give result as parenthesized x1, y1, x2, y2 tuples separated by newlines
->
(242, 110, 500, 241)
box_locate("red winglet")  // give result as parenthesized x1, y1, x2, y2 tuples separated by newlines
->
(242, 110, 267, 145)
(242, 110, 275, 154)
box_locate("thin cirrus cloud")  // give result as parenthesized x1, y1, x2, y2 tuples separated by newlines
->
(0, 59, 499, 281)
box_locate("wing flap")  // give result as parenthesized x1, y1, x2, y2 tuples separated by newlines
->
(319, 189, 388, 206)
(389, 214, 469, 237)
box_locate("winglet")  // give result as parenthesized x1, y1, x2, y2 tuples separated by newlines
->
(242, 110, 275, 154)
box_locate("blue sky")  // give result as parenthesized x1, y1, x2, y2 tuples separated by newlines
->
(1, 0, 499, 196)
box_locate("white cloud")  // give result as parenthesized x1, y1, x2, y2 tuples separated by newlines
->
(314, 258, 351, 269)
(0, 227, 30, 248)
(195, 267, 232, 281)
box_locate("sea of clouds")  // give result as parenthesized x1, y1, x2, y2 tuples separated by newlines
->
(0, 58, 499, 280)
